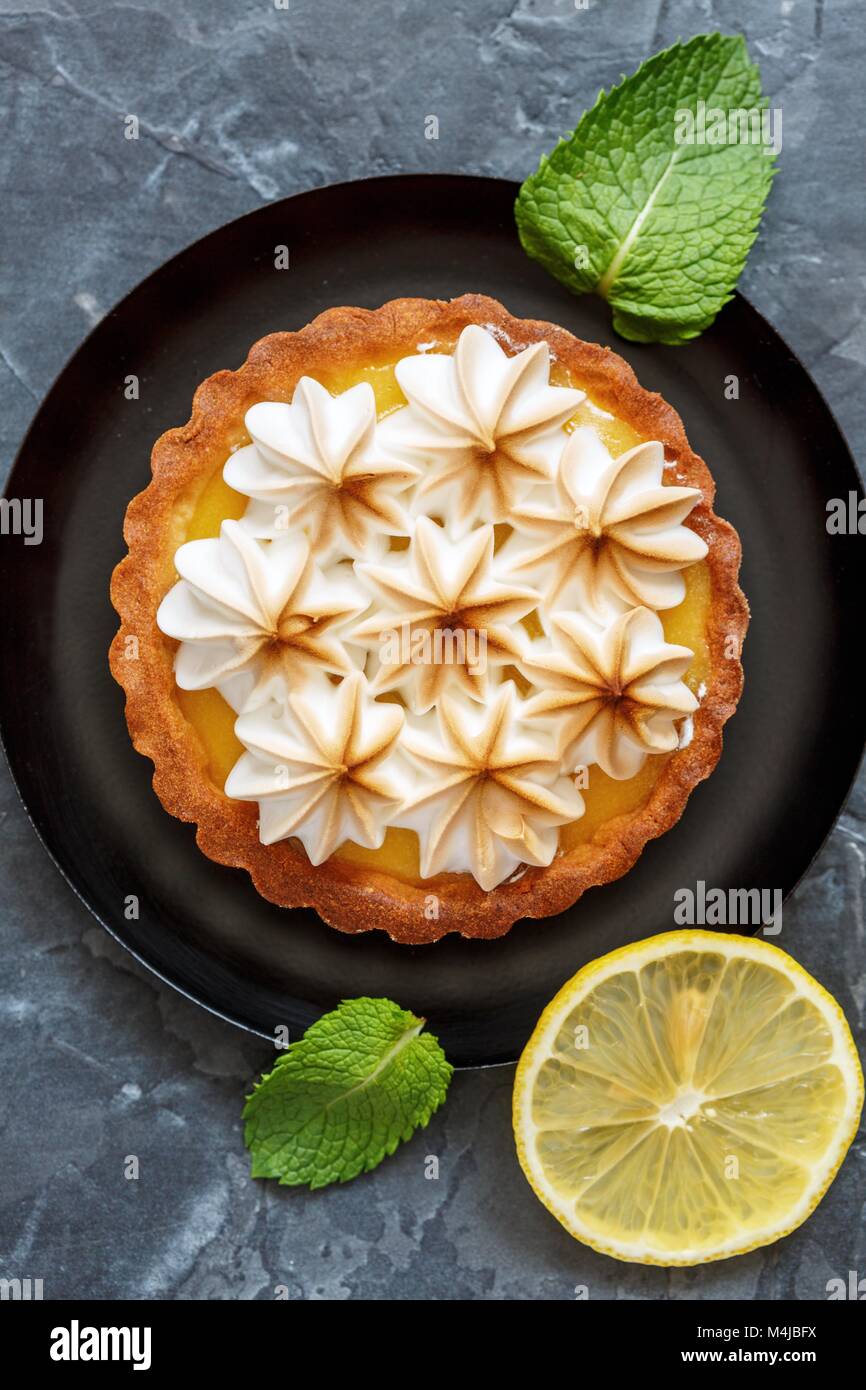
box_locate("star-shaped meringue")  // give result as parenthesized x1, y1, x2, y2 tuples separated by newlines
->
(523, 607, 698, 780)
(158, 322, 716, 889)
(156, 520, 365, 711)
(503, 428, 708, 616)
(378, 325, 585, 533)
(394, 683, 585, 890)
(225, 672, 405, 861)
(351, 516, 539, 712)
(224, 377, 419, 561)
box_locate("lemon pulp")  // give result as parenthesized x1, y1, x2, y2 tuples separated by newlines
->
(172, 350, 712, 884)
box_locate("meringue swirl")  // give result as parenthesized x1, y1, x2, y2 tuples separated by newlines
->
(352, 516, 536, 713)
(523, 607, 699, 780)
(378, 325, 585, 534)
(225, 377, 418, 562)
(226, 672, 404, 861)
(501, 427, 708, 617)
(158, 324, 705, 889)
(157, 520, 365, 712)
(395, 683, 584, 890)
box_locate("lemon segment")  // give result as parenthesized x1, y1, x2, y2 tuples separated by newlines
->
(513, 930, 863, 1265)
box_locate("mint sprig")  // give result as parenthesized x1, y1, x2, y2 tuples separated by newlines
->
(243, 998, 453, 1189)
(515, 33, 777, 345)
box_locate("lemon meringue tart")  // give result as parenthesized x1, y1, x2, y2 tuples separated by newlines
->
(110, 294, 747, 943)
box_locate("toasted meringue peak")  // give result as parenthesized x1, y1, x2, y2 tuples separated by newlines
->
(523, 606, 699, 780)
(225, 672, 405, 862)
(156, 519, 365, 712)
(502, 428, 708, 617)
(394, 683, 585, 890)
(378, 325, 585, 534)
(225, 377, 419, 561)
(162, 326, 707, 880)
(352, 516, 538, 713)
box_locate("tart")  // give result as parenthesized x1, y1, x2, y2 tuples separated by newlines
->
(110, 294, 748, 943)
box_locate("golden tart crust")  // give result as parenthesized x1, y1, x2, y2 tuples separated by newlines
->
(109, 294, 748, 944)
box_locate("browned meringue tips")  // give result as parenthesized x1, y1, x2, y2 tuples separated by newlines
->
(110, 295, 747, 942)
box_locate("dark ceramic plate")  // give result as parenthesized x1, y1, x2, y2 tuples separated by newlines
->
(1, 175, 864, 1067)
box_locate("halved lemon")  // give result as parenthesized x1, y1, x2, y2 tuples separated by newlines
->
(513, 930, 863, 1265)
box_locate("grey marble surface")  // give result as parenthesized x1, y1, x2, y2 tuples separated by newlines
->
(1, 0, 864, 1301)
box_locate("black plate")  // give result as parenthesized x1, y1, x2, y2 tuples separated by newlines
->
(1, 175, 864, 1067)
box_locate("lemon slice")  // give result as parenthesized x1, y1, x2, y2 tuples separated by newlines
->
(513, 930, 863, 1266)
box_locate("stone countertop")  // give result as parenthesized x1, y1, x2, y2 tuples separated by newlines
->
(1, 0, 863, 1300)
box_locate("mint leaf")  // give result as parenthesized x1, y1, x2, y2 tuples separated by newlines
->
(243, 997, 453, 1189)
(515, 33, 776, 345)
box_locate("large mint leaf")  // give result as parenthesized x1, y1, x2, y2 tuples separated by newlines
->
(515, 34, 776, 345)
(243, 997, 453, 1189)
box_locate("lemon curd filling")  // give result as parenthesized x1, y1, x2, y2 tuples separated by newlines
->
(173, 349, 712, 885)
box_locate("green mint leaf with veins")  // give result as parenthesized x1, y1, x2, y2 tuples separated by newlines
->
(515, 33, 776, 345)
(243, 997, 453, 1189)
